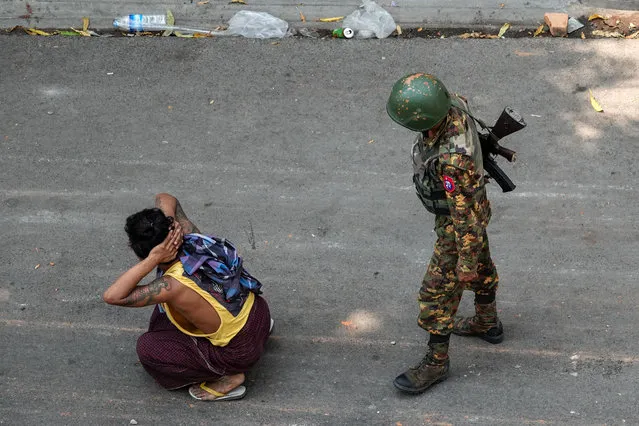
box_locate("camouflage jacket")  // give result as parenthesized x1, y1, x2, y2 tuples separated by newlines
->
(412, 95, 492, 275)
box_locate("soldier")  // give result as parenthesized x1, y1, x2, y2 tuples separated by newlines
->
(386, 73, 504, 394)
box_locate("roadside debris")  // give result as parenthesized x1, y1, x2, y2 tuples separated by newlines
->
(113, 10, 288, 38)
(4, 7, 637, 40)
(342, 0, 397, 39)
(544, 12, 568, 37)
(332, 27, 354, 39)
(588, 11, 639, 38)
(113, 13, 215, 34)
(223, 11, 288, 39)
(567, 17, 584, 33)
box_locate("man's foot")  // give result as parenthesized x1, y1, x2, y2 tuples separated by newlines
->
(188, 373, 246, 401)
(452, 317, 504, 344)
(393, 356, 449, 394)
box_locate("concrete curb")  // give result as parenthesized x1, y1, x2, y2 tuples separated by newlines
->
(0, 0, 635, 32)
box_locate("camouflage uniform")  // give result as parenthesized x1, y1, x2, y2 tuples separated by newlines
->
(412, 95, 499, 335)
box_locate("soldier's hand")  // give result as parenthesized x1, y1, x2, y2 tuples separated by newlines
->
(457, 270, 479, 283)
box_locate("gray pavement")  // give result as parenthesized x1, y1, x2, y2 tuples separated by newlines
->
(0, 0, 638, 31)
(1, 33, 639, 425)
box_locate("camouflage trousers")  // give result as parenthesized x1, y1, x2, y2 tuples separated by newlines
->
(418, 215, 499, 334)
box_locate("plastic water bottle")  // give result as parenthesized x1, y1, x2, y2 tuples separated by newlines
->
(113, 14, 168, 32)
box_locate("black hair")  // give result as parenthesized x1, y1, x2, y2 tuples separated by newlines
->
(124, 208, 173, 259)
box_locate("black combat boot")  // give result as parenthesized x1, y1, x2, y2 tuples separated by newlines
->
(452, 299, 504, 344)
(393, 338, 449, 394)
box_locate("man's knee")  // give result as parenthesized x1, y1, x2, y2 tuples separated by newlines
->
(136, 332, 160, 364)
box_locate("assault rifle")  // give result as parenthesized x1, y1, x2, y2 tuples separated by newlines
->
(474, 107, 526, 193)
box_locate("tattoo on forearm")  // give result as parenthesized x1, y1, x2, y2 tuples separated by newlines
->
(122, 278, 171, 306)
(175, 201, 200, 233)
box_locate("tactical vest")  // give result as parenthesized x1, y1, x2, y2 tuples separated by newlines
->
(412, 96, 486, 216)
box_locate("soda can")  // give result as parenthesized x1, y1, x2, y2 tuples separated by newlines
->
(332, 27, 354, 39)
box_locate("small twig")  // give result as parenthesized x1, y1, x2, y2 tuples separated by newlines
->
(247, 220, 256, 250)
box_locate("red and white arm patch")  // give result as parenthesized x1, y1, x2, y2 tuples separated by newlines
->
(443, 175, 456, 192)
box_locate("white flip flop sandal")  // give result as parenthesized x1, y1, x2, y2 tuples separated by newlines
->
(188, 383, 247, 401)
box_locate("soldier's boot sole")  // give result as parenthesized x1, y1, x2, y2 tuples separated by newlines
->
(392, 360, 450, 395)
(452, 319, 504, 344)
(393, 371, 449, 394)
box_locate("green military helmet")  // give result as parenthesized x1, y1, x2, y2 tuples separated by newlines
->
(386, 73, 452, 131)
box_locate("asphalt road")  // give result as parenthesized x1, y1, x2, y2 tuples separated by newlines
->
(0, 36, 638, 425)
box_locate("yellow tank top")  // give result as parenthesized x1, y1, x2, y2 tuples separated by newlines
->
(160, 262, 255, 347)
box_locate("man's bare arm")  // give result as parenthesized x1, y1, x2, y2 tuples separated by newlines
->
(175, 200, 200, 233)
(155, 193, 200, 234)
(103, 227, 182, 307)
(120, 277, 174, 307)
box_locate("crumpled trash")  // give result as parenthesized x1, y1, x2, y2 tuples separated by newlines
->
(343, 0, 396, 39)
(224, 10, 288, 39)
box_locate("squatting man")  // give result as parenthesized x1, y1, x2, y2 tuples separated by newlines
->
(103, 193, 272, 401)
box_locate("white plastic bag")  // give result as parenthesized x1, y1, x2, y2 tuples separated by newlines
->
(343, 0, 396, 39)
(225, 11, 288, 39)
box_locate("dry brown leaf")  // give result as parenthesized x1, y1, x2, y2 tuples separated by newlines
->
(396, 25, 402, 35)
(82, 17, 89, 32)
(34, 264, 41, 269)
(193, 32, 213, 38)
(626, 30, 639, 39)
(417, 27, 423, 32)
(499, 3, 505, 8)
(533, 24, 546, 36)
(298, 9, 306, 22)
(581, 31, 586, 39)
(49, 262, 55, 266)
(229, 0, 246, 3)
(603, 17, 621, 28)
(197, 1, 209, 4)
